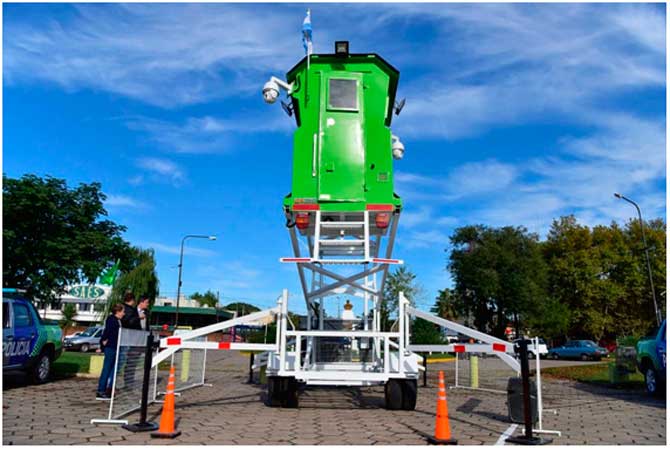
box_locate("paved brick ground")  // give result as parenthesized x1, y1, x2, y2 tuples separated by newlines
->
(3, 351, 666, 445)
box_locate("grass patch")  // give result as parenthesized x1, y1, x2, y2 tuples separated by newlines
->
(542, 362, 644, 388)
(53, 351, 93, 377)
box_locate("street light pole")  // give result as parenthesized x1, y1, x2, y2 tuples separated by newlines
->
(174, 234, 217, 327)
(614, 193, 660, 326)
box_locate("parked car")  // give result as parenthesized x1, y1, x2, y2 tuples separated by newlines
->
(3, 290, 63, 383)
(548, 340, 608, 361)
(636, 320, 666, 396)
(513, 338, 548, 358)
(63, 326, 103, 352)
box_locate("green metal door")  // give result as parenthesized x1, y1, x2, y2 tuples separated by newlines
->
(318, 73, 365, 203)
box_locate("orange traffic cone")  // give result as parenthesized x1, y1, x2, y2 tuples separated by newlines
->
(151, 365, 181, 439)
(428, 370, 457, 445)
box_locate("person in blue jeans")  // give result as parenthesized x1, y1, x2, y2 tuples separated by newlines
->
(96, 304, 125, 399)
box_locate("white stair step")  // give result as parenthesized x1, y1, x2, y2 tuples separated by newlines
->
(319, 239, 366, 246)
(320, 222, 365, 228)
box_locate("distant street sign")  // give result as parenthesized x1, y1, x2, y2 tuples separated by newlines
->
(68, 285, 105, 299)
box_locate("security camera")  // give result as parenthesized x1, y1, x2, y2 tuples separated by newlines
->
(391, 135, 405, 160)
(263, 80, 280, 104)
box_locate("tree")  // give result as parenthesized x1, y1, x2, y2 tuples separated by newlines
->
(381, 266, 422, 331)
(223, 302, 260, 316)
(448, 225, 547, 338)
(431, 288, 460, 321)
(108, 247, 159, 317)
(191, 290, 218, 308)
(60, 303, 77, 331)
(411, 318, 444, 345)
(3, 174, 130, 309)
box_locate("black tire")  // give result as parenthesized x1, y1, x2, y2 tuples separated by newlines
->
(580, 353, 589, 361)
(385, 379, 403, 410)
(550, 352, 559, 360)
(281, 377, 299, 408)
(266, 376, 282, 407)
(80, 344, 89, 353)
(644, 366, 663, 396)
(401, 379, 417, 411)
(30, 351, 52, 384)
(528, 351, 535, 359)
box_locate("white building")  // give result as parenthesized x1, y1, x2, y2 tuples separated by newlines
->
(39, 284, 111, 325)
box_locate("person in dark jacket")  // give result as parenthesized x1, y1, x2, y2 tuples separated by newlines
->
(121, 292, 141, 330)
(137, 297, 151, 330)
(96, 303, 124, 399)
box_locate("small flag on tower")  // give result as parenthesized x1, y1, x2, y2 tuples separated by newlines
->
(302, 9, 313, 56)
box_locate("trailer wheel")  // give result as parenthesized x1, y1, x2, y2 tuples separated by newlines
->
(281, 377, 299, 408)
(266, 376, 282, 407)
(384, 379, 403, 410)
(401, 379, 417, 411)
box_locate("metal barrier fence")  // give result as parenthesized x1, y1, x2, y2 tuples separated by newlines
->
(91, 328, 156, 424)
(154, 339, 207, 398)
(91, 330, 207, 425)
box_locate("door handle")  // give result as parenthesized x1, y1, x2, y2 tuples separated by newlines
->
(312, 133, 317, 177)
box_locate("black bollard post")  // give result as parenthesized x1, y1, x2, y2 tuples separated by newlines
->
(248, 352, 255, 384)
(123, 333, 159, 432)
(506, 339, 551, 445)
(423, 354, 428, 387)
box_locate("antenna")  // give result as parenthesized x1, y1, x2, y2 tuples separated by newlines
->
(394, 98, 406, 115)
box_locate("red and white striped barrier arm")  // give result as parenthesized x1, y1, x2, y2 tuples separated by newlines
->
(161, 337, 276, 352)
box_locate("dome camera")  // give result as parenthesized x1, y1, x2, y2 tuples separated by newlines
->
(391, 135, 405, 160)
(263, 80, 280, 104)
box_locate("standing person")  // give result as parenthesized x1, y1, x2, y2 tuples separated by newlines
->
(119, 291, 141, 389)
(121, 291, 141, 330)
(97, 304, 124, 399)
(137, 297, 151, 331)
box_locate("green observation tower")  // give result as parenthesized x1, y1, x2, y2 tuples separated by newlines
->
(280, 44, 404, 212)
(264, 41, 406, 267)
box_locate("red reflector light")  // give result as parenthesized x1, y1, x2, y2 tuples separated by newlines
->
(492, 343, 506, 352)
(296, 213, 310, 230)
(218, 342, 231, 350)
(366, 204, 393, 211)
(167, 337, 181, 346)
(453, 345, 466, 353)
(375, 213, 390, 229)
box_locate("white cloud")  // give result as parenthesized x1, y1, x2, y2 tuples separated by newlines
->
(126, 113, 293, 154)
(4, 4, 305, 107)
(392, 4, 665, 139)
(104, 194, 145, 209)
(135, 157, 185, 186)
(401, 229, 452, 250)
(445, 160, 518, 199)
(396, 113, 665, 237)
(127, 175, 144, 186)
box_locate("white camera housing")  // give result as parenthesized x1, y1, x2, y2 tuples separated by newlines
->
(391, 135, 405, 160)
(263, 80, 280, 104)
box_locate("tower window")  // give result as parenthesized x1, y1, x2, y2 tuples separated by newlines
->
(328, 78, 358, 111)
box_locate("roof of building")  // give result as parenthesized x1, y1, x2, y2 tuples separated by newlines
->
(151, 305, 234, 318)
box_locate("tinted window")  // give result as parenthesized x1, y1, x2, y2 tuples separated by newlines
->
(3, 302, 10, 328)
(328, 79, 358, 111)
(14, 303, 33, 328)
(81, 327, 97, 337)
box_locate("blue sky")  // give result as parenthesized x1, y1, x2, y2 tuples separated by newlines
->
(3, 3, 666, 315)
